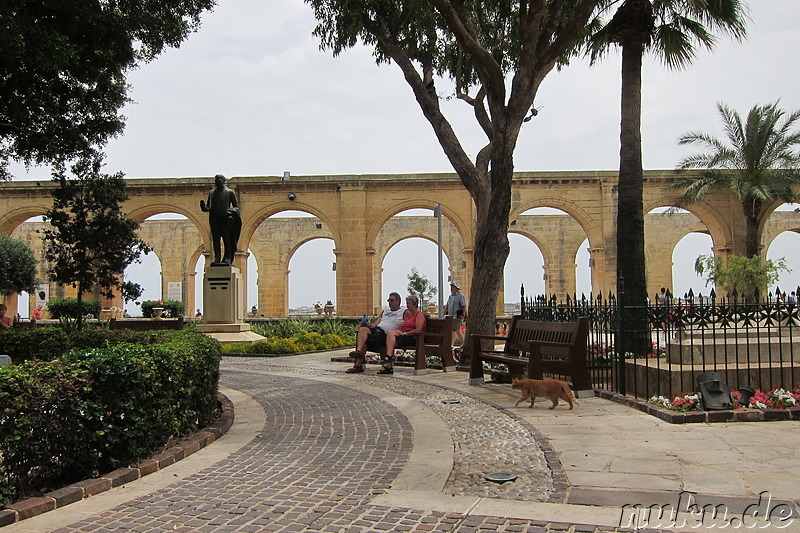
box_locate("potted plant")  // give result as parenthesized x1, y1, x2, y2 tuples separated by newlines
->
(314, 301, 323, 315)
(324, 300, 335, 317)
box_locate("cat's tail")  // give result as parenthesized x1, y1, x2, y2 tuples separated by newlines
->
(562, 381, 580, 405)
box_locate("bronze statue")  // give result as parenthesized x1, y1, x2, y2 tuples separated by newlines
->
(200, 174, 241, 265)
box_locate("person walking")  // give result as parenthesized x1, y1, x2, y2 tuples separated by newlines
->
(444, 282, 467, 346)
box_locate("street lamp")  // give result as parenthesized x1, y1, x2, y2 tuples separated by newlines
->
(434, 203, 444, 318)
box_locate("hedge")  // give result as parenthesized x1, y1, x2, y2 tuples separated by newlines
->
(140, 299, 185, 318)
(0, 326, 189, 364)
(0, 329, 220, 505)
(46, 297, 101, 319)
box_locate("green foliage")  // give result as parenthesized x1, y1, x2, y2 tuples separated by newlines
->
(694, 254, 790, 300)
(248, 317, 356, 339)
(46, 297, 101, 319)
(41, 156, 151, 326)
(140, 299, 185, 318)
(673, 101, 800, 257)
(0, 0, 215, 180)
(0, 329, 220, 504)
(229, 333, 351, 355)
(223, 318, 356, 354)
(0, 325, 195, 364)
(407, 267, 436, 304)
(0, 235, 37, 296)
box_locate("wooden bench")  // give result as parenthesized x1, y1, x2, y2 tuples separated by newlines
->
(368, 316, 456, 375)
(469, 316, 592, 394)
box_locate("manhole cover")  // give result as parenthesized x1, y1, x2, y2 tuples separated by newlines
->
(441, 399, 460, 404)
(485, 472, 517, 483)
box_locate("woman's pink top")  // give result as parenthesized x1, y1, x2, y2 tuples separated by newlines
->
(401, 309, 425, 333)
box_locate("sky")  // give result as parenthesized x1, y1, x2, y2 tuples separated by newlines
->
(10, 1, 800, 315)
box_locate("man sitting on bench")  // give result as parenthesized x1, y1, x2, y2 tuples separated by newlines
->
(346, 292, 405, 374)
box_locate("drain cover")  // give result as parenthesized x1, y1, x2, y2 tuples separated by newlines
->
(441, 399, 460, 404)
(485, 472, 517, 483)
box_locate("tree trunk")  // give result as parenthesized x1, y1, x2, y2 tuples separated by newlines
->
(742, 196, 762, 258)
(466, 146, 514, 355)
(617, 27, 650, 354)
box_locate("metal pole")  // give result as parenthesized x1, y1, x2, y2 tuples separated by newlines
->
(434, 203, 444, 318)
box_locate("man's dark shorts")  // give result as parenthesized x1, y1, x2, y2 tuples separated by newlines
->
(365, 327, 388, 352)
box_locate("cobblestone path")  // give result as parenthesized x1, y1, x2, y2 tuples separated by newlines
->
(46, 363, 646, 533)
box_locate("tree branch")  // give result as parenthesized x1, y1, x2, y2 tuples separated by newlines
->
(364, 18, 483, 197)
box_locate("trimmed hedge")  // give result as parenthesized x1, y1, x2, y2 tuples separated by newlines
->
(46, 297, 101, 319)
(0, 329, 220, 505)
(0, 326, 190, 364)
(223, 332, 354, 355)
(140, 299, 185, 318)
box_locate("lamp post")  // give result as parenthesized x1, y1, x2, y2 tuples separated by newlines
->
(434, 203, 444, 318)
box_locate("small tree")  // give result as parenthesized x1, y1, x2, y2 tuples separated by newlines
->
(407, 267, 437, 306)
(41, 155, 151, 327)
(695, 254, 789, 301)
(0, 235, 37, 302)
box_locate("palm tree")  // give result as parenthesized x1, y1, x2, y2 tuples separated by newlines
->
(671, 101, 800, 258)
(587, 0, 747, 303)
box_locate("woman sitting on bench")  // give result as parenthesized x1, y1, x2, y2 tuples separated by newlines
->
(382, 295, 426, 374)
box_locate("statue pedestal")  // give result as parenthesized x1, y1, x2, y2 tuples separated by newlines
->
(198, 264, 265, 343)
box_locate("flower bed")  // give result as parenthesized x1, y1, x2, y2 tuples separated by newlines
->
(597, 389, 800, 424)
(648, 387, 799, 412)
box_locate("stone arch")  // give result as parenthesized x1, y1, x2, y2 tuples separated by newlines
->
(240, 203, 341, 253)
(0, 206, 50, 235)
(510, 198, 600, 251)
(510, 201, 594, 297)
(365, 200, 471, 252)
(643, 199, 729, 250)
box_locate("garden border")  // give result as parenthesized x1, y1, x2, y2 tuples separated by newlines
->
(596, 389, 800, 424)
(0, 392, 234, 527)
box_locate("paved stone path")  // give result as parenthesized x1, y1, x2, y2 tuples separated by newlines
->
(19, 359, 656, 533)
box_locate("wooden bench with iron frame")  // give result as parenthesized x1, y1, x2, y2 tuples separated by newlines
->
(469, 315, 592, 395)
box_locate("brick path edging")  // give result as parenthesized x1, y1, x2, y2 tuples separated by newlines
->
(0, 392, 234, 527)
(596, 389, 800, 423)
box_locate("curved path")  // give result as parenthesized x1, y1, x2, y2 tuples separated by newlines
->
(7, 351, 799, 532)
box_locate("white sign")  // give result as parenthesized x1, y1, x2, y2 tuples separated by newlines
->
(35, 284, 49, 308)
(167, 282, 183, 302)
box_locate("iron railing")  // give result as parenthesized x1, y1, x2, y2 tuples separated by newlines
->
(521, 289, 800, 399)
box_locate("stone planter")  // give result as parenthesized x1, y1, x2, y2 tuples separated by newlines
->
(315, 307, 323, 315)
(324, 305, 335, 317)
(152, 307, 164, 319)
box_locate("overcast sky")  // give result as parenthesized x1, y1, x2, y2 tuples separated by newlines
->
(12, 1, 800, 314)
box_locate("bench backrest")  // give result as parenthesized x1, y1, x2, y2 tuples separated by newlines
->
(418, 316, 452, 353)
(504, 316, 588, 360)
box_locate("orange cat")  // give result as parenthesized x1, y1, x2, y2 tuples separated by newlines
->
(511, 378, 578, 410)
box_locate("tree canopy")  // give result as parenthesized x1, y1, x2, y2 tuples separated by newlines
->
(306, 0, 605, 342)
(672, 101, 800, 258)
(407, 267, 436, 305)
(41, 155, 151, 324)
(0, 0, 216, 180)
(0, 234, 37, 297)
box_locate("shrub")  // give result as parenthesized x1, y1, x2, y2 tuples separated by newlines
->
(0, 326, 187, 364)
(0, 329, 220, 505)
(46, 297, 101, 319)
(140, 299, 185, 318)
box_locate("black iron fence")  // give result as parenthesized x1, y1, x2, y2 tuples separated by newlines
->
(521, 290, 800, 399)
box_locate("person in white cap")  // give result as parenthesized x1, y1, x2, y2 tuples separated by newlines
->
(444, 281, 467, 346)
